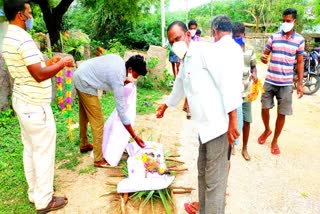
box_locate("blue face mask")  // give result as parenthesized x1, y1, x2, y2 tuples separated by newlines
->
(22, 13, 33, 30)
(25, 17, 34, 30)
(234, 37, 244, 46)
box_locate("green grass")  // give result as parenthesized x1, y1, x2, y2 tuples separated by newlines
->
(0, 86, 169, 213)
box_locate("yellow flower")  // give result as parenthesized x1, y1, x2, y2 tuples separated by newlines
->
(159, 168, 165, 174)
(141, 154, 148, 163)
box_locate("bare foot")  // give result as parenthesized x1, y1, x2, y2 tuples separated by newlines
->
(241, 150, 251, 161)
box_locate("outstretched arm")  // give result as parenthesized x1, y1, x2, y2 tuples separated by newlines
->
(27, 56, 74, 82)
(124, 124, 145, 148)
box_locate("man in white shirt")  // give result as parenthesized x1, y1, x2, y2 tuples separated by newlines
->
(156, 15, 243, 213)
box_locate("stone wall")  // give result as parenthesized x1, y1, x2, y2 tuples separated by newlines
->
(0, 54, 12, 111)
(245, 32, 320, 53)
(124, 45, 167, 79)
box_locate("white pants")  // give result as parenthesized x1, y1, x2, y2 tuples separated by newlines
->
(12, 96, 56, 209)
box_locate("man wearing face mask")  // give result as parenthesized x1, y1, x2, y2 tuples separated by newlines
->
(2, 0, 74, 213)
(156, 15, 243, 213)
(72, 54, 147, 168)
(259, 8, 304, 155)
(182, 19, 200, 119)
(231, 22, 258, 161)
(188, 19, 200, 42)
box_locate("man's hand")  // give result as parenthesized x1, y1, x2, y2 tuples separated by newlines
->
(227, 110, 240, 145)
(61, 56, 75, 68)
(260, 54, 269, 64)
(156, 104, 168, 118)
(134, 135, 145, 148)
(250, 73, 258, 83)
(297, 84, 304, 99)
(250, 66, 258, 83)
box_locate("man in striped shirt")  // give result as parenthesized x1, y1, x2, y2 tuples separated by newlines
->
(258, 8, 304, 155)
(2, 0, 74, 212)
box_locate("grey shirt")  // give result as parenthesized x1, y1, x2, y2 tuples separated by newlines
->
(73, 54, 130, 125)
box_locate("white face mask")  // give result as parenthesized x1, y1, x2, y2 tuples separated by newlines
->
(172, 41, 188, 59)
(211, 36, 215, 43)
(190, 29, 196, 37)
(282, 22, 294, 33)
(125, 72, 137, 83)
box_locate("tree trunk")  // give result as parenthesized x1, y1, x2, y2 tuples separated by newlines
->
(31, 0, 74, 51)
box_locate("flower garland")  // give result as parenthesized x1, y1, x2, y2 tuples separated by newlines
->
(56, 67, 73, 140)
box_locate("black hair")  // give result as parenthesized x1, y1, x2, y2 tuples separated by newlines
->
(188, 20, 197, 28)
(232, 22, 245, 36)
(4, 0, 30, 21)
(196, 29, 201, 35)
(167, 21, 188, 33)
(283, 8, 297, 19)
(211, 15, 233, 33)
(125, 55, 147, 76)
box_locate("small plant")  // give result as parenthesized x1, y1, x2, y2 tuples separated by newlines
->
(159, 69, 174, 90)
(60, 30, 90, 61)
(0, 108, 14, 127)
(137, 75, 156, 90)
(146, 57, 160, 69)
(44, 47, 54, 58)
(105, 39, 127, 58)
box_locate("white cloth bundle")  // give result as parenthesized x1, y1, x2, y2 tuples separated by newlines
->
(117, 141, 175, 193)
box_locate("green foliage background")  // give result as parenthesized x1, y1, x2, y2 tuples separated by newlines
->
(1, 0, 319, 50)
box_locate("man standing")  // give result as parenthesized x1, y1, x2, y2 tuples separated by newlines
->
(2, 0, 74, 212)
(182, 19, 200, 119)
(232, 22, 258, 161)
(188, 19, 201, 41)
(156, 15, 243, 213)
(73, 54, 147, 167)
(258, 8, 304, 155)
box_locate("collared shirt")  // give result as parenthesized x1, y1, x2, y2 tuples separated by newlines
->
(265, 30, 305, 86)
(166, 36, 243, 144)
(72, 54, 130, 125)
(2, 24, 50, 105)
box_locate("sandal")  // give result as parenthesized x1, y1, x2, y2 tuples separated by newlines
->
(80, 143, 93, 153)
(257, 131, 272, 144)
(94, 158, 109, 168)
(37, 196, 68, 214)
(186, 113, 192, 120)
(184, 202, 199, 214)
(271, 146, 281, 155)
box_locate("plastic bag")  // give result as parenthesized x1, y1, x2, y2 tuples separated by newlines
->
(244, 79, 264, 102)
(102, 83, 136, 166)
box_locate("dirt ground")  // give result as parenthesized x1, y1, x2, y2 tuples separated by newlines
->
(53, 63, 320, 214)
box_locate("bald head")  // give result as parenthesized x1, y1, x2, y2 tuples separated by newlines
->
(167, 21, 191, 47)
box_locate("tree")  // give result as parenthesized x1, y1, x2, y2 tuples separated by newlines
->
(64, 0, 159, 49)
(30, 0, 74, 50)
